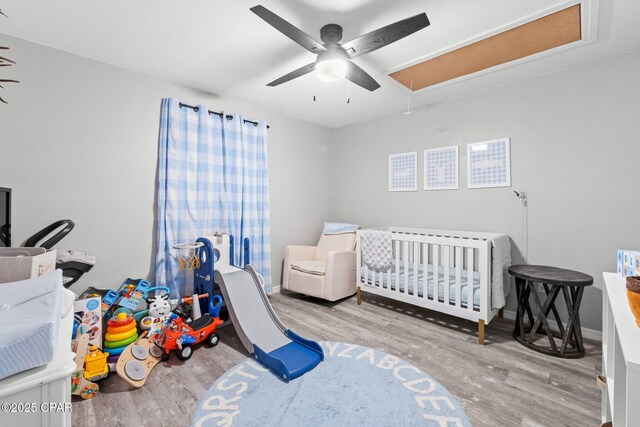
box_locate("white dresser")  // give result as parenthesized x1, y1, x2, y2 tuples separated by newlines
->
(0, 306, 75, 427)
(602, 272, 640, 426)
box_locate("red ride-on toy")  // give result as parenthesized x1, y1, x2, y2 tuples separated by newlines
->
(154, 295, 224, 361)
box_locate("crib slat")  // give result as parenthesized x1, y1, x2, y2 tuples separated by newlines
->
(363, 263, 368, 284)
(395, 240, 400, 293)
(443, 245, 450, 305)
(433, 244, 439, 301)
(403, 241, 409, 295)
(467, 247, 474, 311)
(455, 246, 462, 308)
(356, 233, 362, 287)
(422, 243, 428, 300)
(413, 242, 419, 297)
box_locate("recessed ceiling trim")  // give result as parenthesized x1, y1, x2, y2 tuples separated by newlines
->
(384, 0, 599, 95)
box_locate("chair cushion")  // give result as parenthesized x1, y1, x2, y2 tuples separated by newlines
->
(314, 232, 356, 261)
(290, 260, 327, 276)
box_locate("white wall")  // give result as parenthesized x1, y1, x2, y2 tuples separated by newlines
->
(330, 51, 640, 332)
(0, 34, 333, 293)
(3, 32, 639, 332)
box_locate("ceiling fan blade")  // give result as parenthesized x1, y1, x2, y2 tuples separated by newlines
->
(346, 61, 380, 92)
(342, 13, 430, 59)
(250, 5, 326, 54)
(267, 62, 316, 87)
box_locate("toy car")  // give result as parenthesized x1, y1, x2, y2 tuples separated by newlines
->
(84, 345, 110, 381)
(154, 295, 223, 361)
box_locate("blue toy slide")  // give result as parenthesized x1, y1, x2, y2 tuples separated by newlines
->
(214, 266, 323, 382)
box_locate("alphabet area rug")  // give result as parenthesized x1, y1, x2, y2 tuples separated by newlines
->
(191, 342, 471, 427)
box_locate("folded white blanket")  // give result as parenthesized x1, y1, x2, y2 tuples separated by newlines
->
(490, 234, 512, 309)
(360, 230, 393, 271)
(0, 270, 65, 380)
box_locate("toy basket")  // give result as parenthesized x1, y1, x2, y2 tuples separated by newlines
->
(173, 242, 204, 271)
(626, 276, 640, 327)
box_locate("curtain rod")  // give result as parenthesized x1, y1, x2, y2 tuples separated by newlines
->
(178, 102, 270, 129)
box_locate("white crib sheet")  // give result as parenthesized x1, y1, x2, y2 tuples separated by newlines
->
(360, 265, 481, 309)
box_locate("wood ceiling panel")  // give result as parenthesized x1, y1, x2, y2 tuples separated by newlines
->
(390, 4, 582, 90)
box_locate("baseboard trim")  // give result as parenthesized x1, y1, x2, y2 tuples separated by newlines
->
(271, 285, 281, 294)
(502, 309, 601, 342)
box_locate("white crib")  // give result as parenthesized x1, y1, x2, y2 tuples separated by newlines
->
(356, 226, 508, 344)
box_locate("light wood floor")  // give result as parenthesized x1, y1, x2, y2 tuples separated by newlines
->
(73, 291, 601, 426)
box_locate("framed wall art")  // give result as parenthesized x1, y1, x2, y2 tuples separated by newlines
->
(424, 145, 459, 190)
(467, 138, 511, 189)
(388, 152, 417, 192)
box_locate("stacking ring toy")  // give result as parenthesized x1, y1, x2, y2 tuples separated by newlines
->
(107, 312, 135, 326)
(105, 346, 127, 356)
(105, 327, 137, 342)
(107, 322, 137, 335)
(104, 333, 138, 349)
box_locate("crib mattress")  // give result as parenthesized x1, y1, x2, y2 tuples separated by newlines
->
(0, 270, 68, 380)
(360, 265, 481, 309)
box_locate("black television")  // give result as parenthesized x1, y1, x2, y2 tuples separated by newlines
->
(0, 187, 11, 247)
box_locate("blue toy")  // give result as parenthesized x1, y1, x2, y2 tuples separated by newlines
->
(194, 234, 323, 382)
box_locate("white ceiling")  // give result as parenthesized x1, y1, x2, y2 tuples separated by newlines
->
(1, 0, 638, 128)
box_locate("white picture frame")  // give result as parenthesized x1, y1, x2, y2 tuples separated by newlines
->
(467, 138, 511, 189)
(388, 152, 417, 192)
(424, 145, 459, 190)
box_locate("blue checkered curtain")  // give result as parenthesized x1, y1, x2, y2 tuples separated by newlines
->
(155, 98, 272, 297)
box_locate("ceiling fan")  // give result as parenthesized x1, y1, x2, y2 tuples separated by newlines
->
(250, 5, 430, 92)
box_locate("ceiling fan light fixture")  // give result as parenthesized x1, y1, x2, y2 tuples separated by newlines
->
(316, 58, 347, 82)
(251, 5, 429, 91)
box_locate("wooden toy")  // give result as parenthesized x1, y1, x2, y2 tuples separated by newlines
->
(71, 332, 99, 399)
(115, 332, 163, 388)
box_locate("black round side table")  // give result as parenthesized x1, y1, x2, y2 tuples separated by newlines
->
(508, 265, 593, 358)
